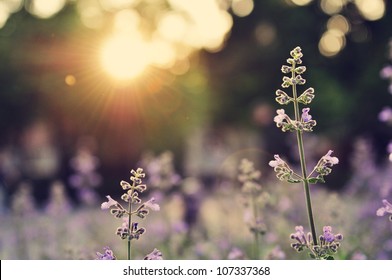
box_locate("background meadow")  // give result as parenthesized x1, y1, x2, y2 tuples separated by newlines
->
(1, 0, 392, 260)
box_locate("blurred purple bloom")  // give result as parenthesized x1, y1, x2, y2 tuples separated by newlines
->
(376, 199, 392, 217)
(101, 195, 118, 210)
(96, 246, 116, 260)
(380, 65, 392, 79)
(387, 142, 392, 154)
(144, 248, 163, 260)
(378, 107, 392, 122)
(144, 197, 160, 211)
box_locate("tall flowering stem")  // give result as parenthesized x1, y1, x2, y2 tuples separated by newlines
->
(269, 47, 341, 259)
(101, 168, 160, 260)
(291, 51, 317, 245)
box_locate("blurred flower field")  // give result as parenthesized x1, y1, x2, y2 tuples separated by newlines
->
(1, 144, 392, 260)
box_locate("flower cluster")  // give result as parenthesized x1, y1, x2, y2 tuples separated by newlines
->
(101, 168, 160, 259)
(376, 199, 392, 221)
(270, 47, 339, 185)
(290, 226, 343, 260)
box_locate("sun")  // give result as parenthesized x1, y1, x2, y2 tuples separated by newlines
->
(100, 33, 150, 80)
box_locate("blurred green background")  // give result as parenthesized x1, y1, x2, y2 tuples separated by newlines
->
(0, 0, 391, 199)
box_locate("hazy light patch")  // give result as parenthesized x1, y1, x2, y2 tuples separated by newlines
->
(354, 0, 385, 21)
(149, 38, 177, 68)
(27, 0, 66, 19)
(99, 0, 140, 11)
(113, 9, 140, 32)
(4, 0, 23, 13)
(231, 0, 254, 17)
(157, 12, 188, 42)
(254, 22, 276, 47)
(0, 3, 10, 29)
(79, 5, 104, 29)
(168, 0, 233, 50)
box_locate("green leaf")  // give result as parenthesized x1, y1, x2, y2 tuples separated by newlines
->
(287, 178, 302, 183)
(309, 253, 316, 259)
(324, 256, 334, 260)
(306, 177, 325, 184)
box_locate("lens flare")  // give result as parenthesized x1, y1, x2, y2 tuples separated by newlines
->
(100, 33, 150, 80)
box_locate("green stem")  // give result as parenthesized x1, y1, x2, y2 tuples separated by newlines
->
(128, 199, 132, 260)
(251, 194, 260, 259)
(292, 68, 318, 246)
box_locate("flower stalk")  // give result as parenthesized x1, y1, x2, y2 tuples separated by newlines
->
(269, 47, 342, 259)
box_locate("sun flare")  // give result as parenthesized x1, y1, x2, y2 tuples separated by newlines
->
(100, 33, 150, 80)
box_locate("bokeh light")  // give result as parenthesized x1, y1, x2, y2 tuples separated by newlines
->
(26, 0, 66, 19)
(318, 29, 346, 57)
(320, 0, 346, 15)
(327, 14, 350, 35)
(231, 0, 254, 17)
(354, 0, 385, 21)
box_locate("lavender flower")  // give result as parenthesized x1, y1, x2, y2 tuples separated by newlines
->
(96, 247, 116, 260)
(308, 150, 339, 183)
(144, 248, 163, 260)
(290, 225, 343, 259)
(376, 199, 392, 221)
(268, 155, 301, 183)
(270, 47, 342, 259)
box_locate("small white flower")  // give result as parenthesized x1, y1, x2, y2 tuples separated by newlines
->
(269, 154, 284, 168)
(101, 195, 118, 210)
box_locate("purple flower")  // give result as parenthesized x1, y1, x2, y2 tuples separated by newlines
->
(378, 107, 392, 122)
(301, 108, 312, 122)
(376, 199, 392, 218)
(144, 248, 163, 260)
(387, 142, 392, 154)
(319, 226, 343, 243)
(322, 226, 335, 242)
(290, 226, 312, 252)
(96, 246, 116, 260)
(380, 65, 392, 79)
